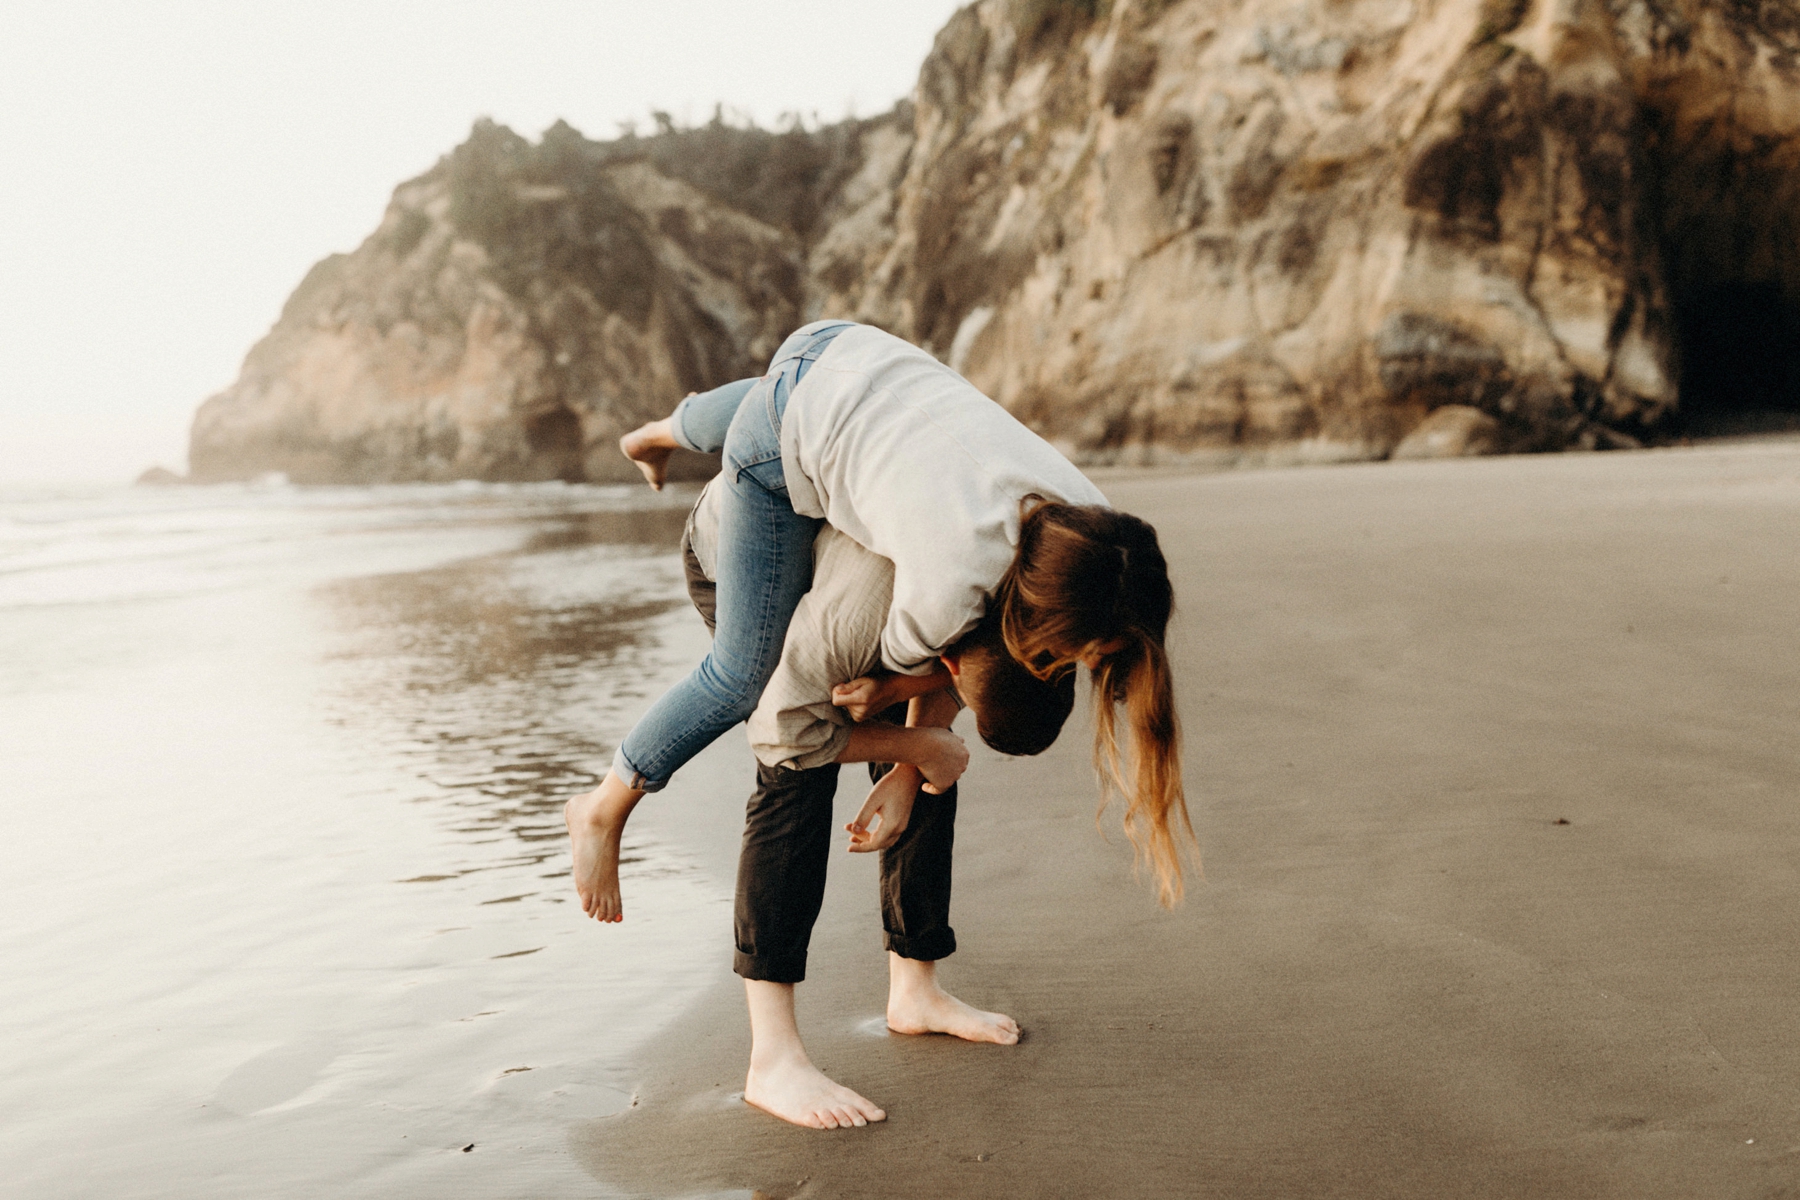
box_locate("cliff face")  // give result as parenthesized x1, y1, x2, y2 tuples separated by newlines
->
(191, 0, 1800, 481)
(843, 0, 1800, 462)
(190, 116, 908, 483)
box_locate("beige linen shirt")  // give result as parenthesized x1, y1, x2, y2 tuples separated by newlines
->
(685, 478, 896, 771)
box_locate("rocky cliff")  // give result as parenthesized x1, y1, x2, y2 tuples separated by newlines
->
(189, 114, 911, 483)
(190, 0, 1800, 481)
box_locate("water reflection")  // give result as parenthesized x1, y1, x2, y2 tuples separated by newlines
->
(0, 483, 730, 1199)
(320, 502, 696, 899)
(517, 505, 695, 554)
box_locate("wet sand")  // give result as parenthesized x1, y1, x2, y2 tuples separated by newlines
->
(577, 440, 1800, 1198)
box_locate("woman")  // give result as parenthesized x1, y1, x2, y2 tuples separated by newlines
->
(566, 320, 1191, 921)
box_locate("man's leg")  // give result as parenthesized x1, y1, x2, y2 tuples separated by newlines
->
(744, 980, 885, 1129)
(735, 762, 835, 981)
(878, 775, 1021, 1045)
(736, 762, 886, 1128)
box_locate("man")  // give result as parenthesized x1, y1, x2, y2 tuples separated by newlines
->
(681, 477, 1072, 1129)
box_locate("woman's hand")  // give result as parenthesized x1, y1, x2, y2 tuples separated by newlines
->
(832, 664, 955, 723)
(846, 765, 920, 853)
(831, 675, 893, 723)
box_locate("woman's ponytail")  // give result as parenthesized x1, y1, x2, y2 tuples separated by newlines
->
(1091, 633, 1192, 906)
(995, 499, 1196, 906)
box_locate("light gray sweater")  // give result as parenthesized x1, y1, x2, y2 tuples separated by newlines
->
(779, 324, 1108, 673)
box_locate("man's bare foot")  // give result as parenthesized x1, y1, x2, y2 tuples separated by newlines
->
(744, 1053, 887, 1130)
(742, 979, 885, 1130)
(619, 419, 678, 491)
(565, 773, 643, 922)
(887, 955, 1020, 1045)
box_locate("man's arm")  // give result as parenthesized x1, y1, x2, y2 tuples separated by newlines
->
(837, 718, 966, 794)
(844, 687, 964, 853)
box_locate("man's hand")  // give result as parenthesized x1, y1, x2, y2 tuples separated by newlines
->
(846, 765, 920, 853)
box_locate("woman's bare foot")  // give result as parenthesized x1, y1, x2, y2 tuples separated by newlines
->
(565, 773, 644, 922)
(886, 954, 1020, 1045)
(619, 419, 679, 491)
(744, 1052, 887, 1130)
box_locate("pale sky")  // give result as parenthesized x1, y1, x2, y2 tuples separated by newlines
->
(0, 1, 965, 485)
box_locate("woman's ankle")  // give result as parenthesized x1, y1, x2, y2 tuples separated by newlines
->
(573, 772, 642, 829)
(625, 418, 678, 450)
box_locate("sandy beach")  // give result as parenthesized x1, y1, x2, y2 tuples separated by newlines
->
(580, 438, 1800, 1199)
(5, 441, 1797, 1197)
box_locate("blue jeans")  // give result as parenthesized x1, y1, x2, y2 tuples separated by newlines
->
(613, 321, 854, 791)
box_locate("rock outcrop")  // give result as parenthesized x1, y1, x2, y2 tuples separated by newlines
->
(191, 0, 1800, 481)
(190, 115, 909, 483)
(849, 0, 1800, 463)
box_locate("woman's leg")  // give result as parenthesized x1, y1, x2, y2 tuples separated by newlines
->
(612, 459, 819, 788)
(666, 319, 851, 454)
(620, 378, 758, 489)
(577, 323, 850, 919)
(670, 378, 758, 454)
(564, 774, 643, 922)
(621, 317, 852, 487)
(568, 458, 817, 920)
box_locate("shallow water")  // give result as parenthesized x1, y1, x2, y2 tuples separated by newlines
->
(0, 480, 749, 1197)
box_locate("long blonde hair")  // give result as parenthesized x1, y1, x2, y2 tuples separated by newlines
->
(994, 498, 1195, 906)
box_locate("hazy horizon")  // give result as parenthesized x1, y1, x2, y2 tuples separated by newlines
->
(0, 1, 964, 485)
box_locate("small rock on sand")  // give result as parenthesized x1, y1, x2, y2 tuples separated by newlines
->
(1391, 406, 1500, 460)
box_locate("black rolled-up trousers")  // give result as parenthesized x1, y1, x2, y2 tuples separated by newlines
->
(733, 760, 957, 984)
(684, 532, 955, 985)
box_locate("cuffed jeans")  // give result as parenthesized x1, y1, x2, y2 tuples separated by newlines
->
(611, 321, 853, 791)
